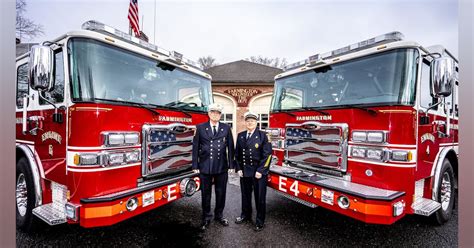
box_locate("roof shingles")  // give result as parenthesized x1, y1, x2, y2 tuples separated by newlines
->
(204, 60, 282, 84)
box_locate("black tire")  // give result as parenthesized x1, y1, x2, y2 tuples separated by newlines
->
(16, 157, 39, 232)
(432, 159, 455, 225)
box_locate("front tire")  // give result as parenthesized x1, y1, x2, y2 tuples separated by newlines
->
(432, 159, 455, 225)
(16, 157, 38, 232)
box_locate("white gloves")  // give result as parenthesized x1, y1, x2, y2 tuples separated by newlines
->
(228, 169, 235, 173)
(193, 169, 200, 174)
(255, 172, 262, 179)
(238, 170, 243, 177)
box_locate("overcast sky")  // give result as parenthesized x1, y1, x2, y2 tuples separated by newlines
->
(25, 0, 458, 65)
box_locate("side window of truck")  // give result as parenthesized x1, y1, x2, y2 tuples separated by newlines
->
(420, 59, 438, 110)
(39, 51, 64, 105)
(16, 63, 29, 109)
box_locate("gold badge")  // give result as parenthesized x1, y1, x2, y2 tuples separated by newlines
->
(255, 143, 259, 148)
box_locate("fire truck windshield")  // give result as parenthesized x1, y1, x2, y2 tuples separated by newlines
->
(271, 48, 418, 112)
(68, 38, 212, 112)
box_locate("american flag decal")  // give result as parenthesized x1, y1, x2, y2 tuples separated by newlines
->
(145, 127, 195, 175)
(128, 0, 140, 37)
(285, 126, 343, 169)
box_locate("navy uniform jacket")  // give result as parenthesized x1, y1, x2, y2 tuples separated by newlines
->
(235, 128, 273, 177)
(192, 122, 235, 175)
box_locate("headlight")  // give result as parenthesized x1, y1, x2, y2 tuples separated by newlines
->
(125, 150, 140, 163)
(73, 149, 141, 167)
(124, 133, 139, 144)
(367, 132, 386, 143)
(103, 150, 141, 167)
(74, 153, 99, 166)
(366, 149, 384, 160)
(102, 132, 140, 147)
(352, 130, 387, 143)
(351, 147, 387, 161)
(391, 150, 412, 162)
(108, 153, 125, 165)
(352, 131, 367, 142)
(351, 147, 366, 158)
(271, 140, 285, 149)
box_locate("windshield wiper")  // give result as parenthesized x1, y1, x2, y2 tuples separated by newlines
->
(338, 104, 378, 116)
(272, 107, 329, 116)
(94, 98, 160, 116)
(299, 107, 330, 116)
(271, 109, 297, 117)
(155, 102, 193, 118)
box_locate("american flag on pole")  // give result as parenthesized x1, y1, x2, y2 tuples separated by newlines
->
(128, 0, 140, 37)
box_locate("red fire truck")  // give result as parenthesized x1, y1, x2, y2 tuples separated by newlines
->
(16, 20, 212, 231)
(266, 32, 458, 225)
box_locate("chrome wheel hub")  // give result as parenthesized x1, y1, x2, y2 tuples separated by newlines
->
(440, 172, 452, 211)
(16, 173, 28, 217)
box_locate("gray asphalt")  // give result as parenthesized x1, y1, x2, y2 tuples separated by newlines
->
(16, 173, 458, 247)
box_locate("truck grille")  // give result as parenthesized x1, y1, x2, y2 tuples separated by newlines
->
(285, 121, 348, 172)
(142, 123, 195, 177)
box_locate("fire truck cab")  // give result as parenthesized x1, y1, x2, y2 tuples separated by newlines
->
(16, 20, 212, 231)
(267, 32, 458, 225)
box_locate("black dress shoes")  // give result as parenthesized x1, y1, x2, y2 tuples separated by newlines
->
(235, 216, 249, 224)
(200, 220, 211, 230)
(215, 217, 229, 226)
(254, 224, 264, 232)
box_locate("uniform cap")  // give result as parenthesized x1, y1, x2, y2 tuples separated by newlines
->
(244, 111, 258, 120)
(208, 103, 223, 113)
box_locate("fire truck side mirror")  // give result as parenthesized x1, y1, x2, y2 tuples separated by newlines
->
(430, 57, 454, 98)
(28, 45, 55, 92)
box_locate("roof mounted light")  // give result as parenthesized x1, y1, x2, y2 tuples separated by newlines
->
(170, 51, 183, 64)
(283, 59, 308, 71)
(282, 31, 405, 72)
(81, 20, 200, 69)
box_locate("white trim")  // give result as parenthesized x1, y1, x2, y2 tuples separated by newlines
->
(348, 158, 416, 168)
(430, 146, 458, 177)
(439, 143, 459, 147)
(67, 163, 140, 172)
(16, 140, 35, 145)
(348, 142, 416, 149)
(248, 92, 273, 130)
(67, 145, 141, 151)
(16, 144, 43, 206)
(213, 92, 237, 139)
(430, 146, 457, 200)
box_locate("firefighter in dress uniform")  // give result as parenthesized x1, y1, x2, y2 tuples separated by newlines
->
(234, 111, 273, 231)
(192, 103, 235, 230)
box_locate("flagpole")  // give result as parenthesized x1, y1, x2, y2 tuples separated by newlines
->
(153, 0, 156, 44)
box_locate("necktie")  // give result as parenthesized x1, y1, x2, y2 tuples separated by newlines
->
(247, 132, 251, 140)
(213, 126, 217, 136)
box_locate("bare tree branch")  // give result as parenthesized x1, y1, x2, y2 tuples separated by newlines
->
(16, 0, 44, 41)
(198, 56, 219, 70)
(245, 56, 288, 69)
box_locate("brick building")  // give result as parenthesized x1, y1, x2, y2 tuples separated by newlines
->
(204, 60, 282, 138)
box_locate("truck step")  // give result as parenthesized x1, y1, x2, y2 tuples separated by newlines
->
(411, 198, 441, 216)
(270, 188, 318, 208)
(32, 203, 66, 225)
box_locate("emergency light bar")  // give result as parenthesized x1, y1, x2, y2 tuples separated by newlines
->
(283, 31, 405, 71)
(81, 20, 200, 69)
